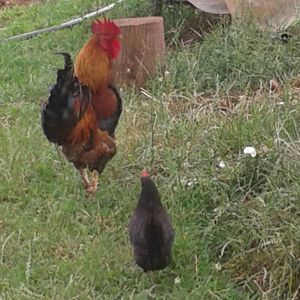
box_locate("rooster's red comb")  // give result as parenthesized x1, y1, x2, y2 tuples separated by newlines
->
(141, 169, 149, 178)
(91, 18, 120, 37)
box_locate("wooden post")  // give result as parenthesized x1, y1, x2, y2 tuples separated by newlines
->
(112, 17, 165, 88)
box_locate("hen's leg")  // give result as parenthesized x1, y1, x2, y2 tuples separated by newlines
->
(148, 272, 154, 283)
(79, 168, 90, 189)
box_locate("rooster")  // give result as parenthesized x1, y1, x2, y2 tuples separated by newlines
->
(129, 169, 175, 272)
(41, 19, 122, 195)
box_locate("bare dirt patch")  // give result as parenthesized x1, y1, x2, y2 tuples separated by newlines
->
(0, 0, 38, 9)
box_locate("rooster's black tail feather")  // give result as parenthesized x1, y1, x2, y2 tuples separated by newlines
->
(41, 52, 91, 145)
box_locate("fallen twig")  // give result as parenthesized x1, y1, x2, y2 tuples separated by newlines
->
(2, 0, 123, 43)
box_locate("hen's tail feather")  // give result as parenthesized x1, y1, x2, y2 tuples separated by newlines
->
(41, 52, 91, 145)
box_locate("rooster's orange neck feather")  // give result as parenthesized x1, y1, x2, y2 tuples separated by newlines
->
(74, 35, 112, 94)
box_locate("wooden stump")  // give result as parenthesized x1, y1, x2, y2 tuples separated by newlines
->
(112, 17, 165, 88)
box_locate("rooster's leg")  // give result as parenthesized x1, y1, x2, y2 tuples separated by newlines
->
(79, 168, 90, 189)
(86, 170, 99, 195)
(91, 170, 99, 191)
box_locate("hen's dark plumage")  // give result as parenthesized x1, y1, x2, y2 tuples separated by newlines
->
(129, 170, 174, 272)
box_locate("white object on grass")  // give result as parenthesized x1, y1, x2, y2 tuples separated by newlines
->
(243, 146, 257, 157)
(174, 276, 181, 284)
(218, 160, 226, 168)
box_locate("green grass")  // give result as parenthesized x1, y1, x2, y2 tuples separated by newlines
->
(1, 0, 300, 299)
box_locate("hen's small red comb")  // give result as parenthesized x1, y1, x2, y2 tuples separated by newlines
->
(91, 18, 120, 37)
(141, 169, 149, 178)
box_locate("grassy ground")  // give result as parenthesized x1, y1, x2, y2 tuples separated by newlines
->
(1, 0, 300, 299)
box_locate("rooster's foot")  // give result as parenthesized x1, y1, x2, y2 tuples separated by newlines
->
(79, 168, 90, 189)
(85, 170, 99, 197)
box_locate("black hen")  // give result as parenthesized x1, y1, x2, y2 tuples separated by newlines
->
(129, 169, 175, 272)
(41, 52, 91, 145)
